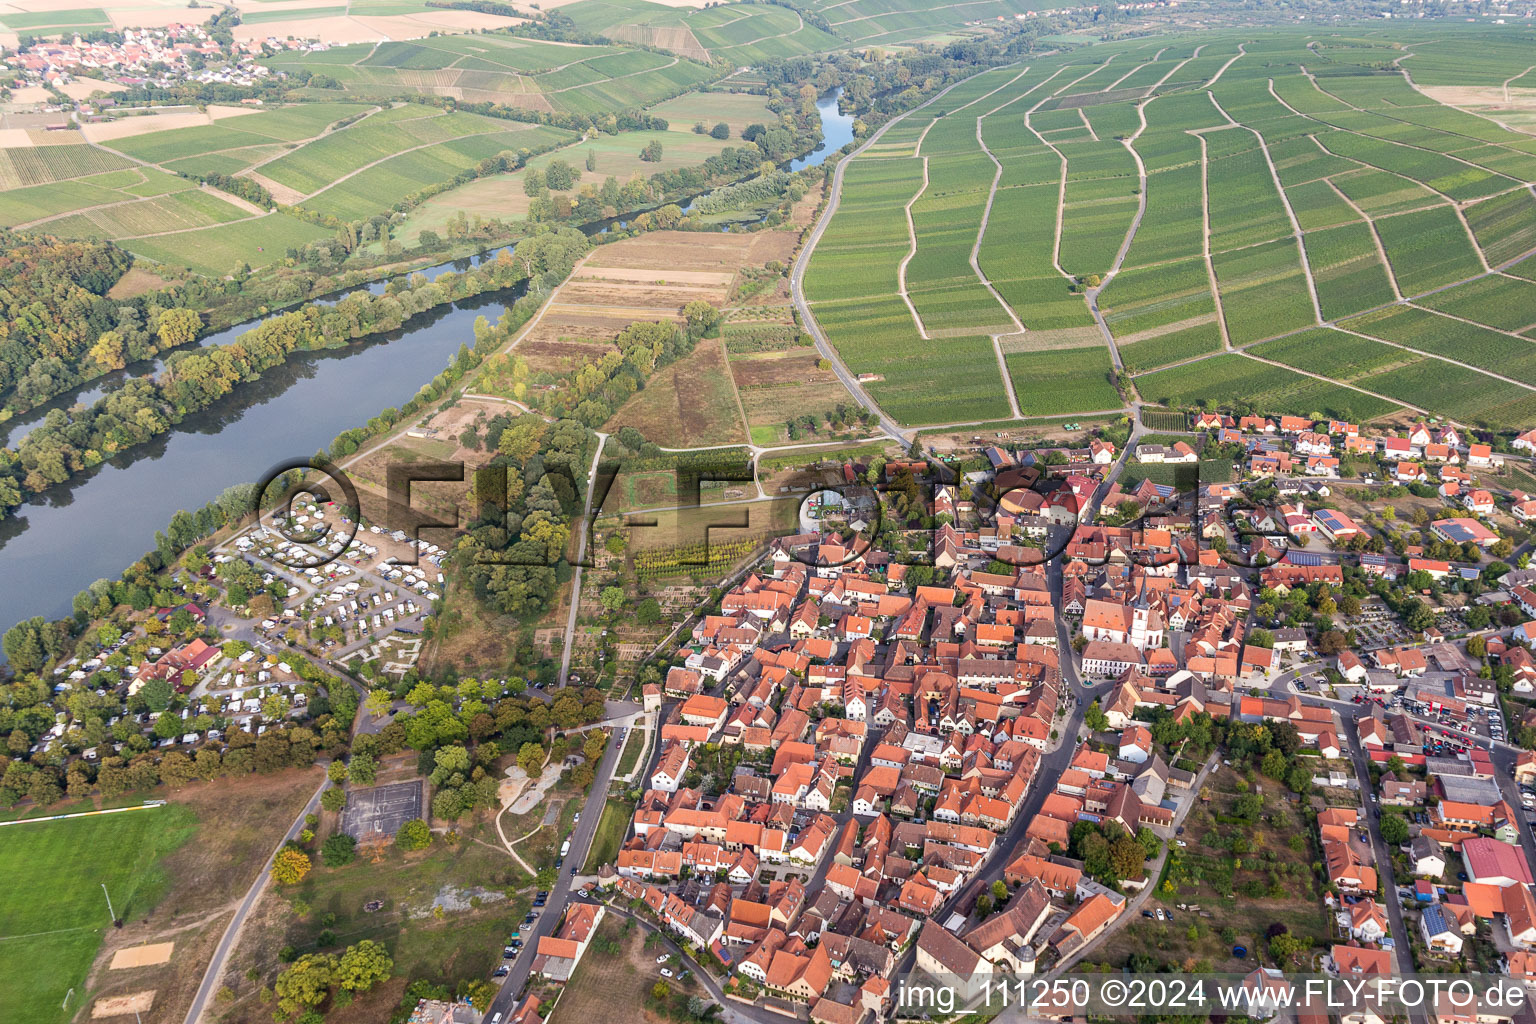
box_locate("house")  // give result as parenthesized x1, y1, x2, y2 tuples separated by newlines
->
(1410, 835, 1447, 878)
(1341, 899, 1388, 943)
(1421, 903, 1463, 956)
(914, 919, 991, 984)
(1118, 725, 1152, 764)
(651, 742, 690, 793)
(1049, 892, 1124, 956)
(1463, 836, 1534, 887)
(1090, 440, 1116, 464)
(1312, 508, 1362, 542)
(531, 903, 606, 981)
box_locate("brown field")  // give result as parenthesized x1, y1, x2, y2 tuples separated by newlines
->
(107, 265, 177, 298)
(586, 229, 798, 274)
(548, 913, 703, 1024)
(728, 348, 829, 389)
(605, 22, 708, 62)
(1000, 327, 1105, 351)
(82, 768, 323, 1024)
(607, 334, 746, 446)
(92, 991, 155, 1018)
(609, 495, 797, 551)
(109, 943, 174, 970)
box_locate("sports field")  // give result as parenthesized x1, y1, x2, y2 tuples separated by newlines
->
(0, 805, 197, 1024)
(801, 26, 1536, 429)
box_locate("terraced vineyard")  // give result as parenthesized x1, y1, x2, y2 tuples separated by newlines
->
(801, 27, 1536, 430)
(264, 33, 716, 114)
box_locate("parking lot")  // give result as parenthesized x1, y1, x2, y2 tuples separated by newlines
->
(340, 780, 424, 841)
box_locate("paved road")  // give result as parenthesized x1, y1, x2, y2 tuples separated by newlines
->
(484, 719, 627, 1021)
(184, 774, 330, 1024)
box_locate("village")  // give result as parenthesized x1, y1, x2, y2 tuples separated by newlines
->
(501, 411, 1536, 1024)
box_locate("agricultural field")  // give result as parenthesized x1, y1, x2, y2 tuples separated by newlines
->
(560, 0, 842, 64)
(1135, 352, 1399, 422)
(263, 32, 716, 114)
(802, 33, 1536, 428)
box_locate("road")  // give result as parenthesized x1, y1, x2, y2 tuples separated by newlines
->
(1340, 713, 1426, 1024)
(183, 774, 330, 1024)
(483, 717, 628, 1021)
(559, 433, 608, 686)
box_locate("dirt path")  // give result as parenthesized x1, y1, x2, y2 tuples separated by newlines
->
(1238, 349, 1430, 415)
(1150, 44, 1204, 91)
(895, 143, 934, 339)
(300, 120, 515, 202)
(1191, 131, 1233, 349)
(1078, 106, 1099, 141)
(1203, 43, 1246, 88)
(493, 805, 538, 874)
(1324, 176, 1403, 298)
(1083, 96, 1154, 376)
(1282, 74, 1495, 271)
(1333, 323, 1536, 395)
(1208, 91, 1323, 325)
(1026, 64, 1105, 281)
(201, 183, 265, 216)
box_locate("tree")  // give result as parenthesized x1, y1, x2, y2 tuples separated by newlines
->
(1379, 812, 1409, 845)
(321, 833, 357, 867)
(518, 742, 545, 777)
(636, 598, 661, 625)
(327, 760, 348, 784)
(396, 818, 432, 851)
(321, 786, 347, 813)
(1268, 931, 1307, 965)
(274, 954, 336, 1015)
(365, 689, 392, 716)
(600, 586, 625, 612)
(710, 122, 730, 139)
(273, 847, 312, 885)
(991, 880, 1008, 902)
(348, 752, 377, 785)
(337, 940, 393, 991)
(640, 140, 663, 162)
(652, 981, 671, 1001)
(1084, 700, 1110, 733)
(157, 307, 201, 348)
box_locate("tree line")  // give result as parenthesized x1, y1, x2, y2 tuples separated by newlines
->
(1, 228, 589, 518)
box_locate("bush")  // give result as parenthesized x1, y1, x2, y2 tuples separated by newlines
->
(395, 818, 432, 851)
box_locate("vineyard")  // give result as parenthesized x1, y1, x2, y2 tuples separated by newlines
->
(802, 24, 1536, 431)
(632, 539, 760, 581)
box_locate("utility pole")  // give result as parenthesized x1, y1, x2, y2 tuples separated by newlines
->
(102, 882, 118, 926)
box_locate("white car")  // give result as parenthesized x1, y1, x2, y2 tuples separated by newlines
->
(660, 968, 674, 978)
(656, 955, 669, 964)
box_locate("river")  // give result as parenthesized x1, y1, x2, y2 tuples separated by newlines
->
(0, 91, 854, 637)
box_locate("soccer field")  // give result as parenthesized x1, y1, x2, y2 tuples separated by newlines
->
(0, 805, 197, 1024)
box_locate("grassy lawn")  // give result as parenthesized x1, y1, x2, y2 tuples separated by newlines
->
(583, 796, 635, 872)
(286, 827, 532, 978)
(616, 726, 645, 778)
(0, 804, 198, 1024)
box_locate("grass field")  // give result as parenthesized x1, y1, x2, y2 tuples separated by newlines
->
(0, 805, 198, 1024)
